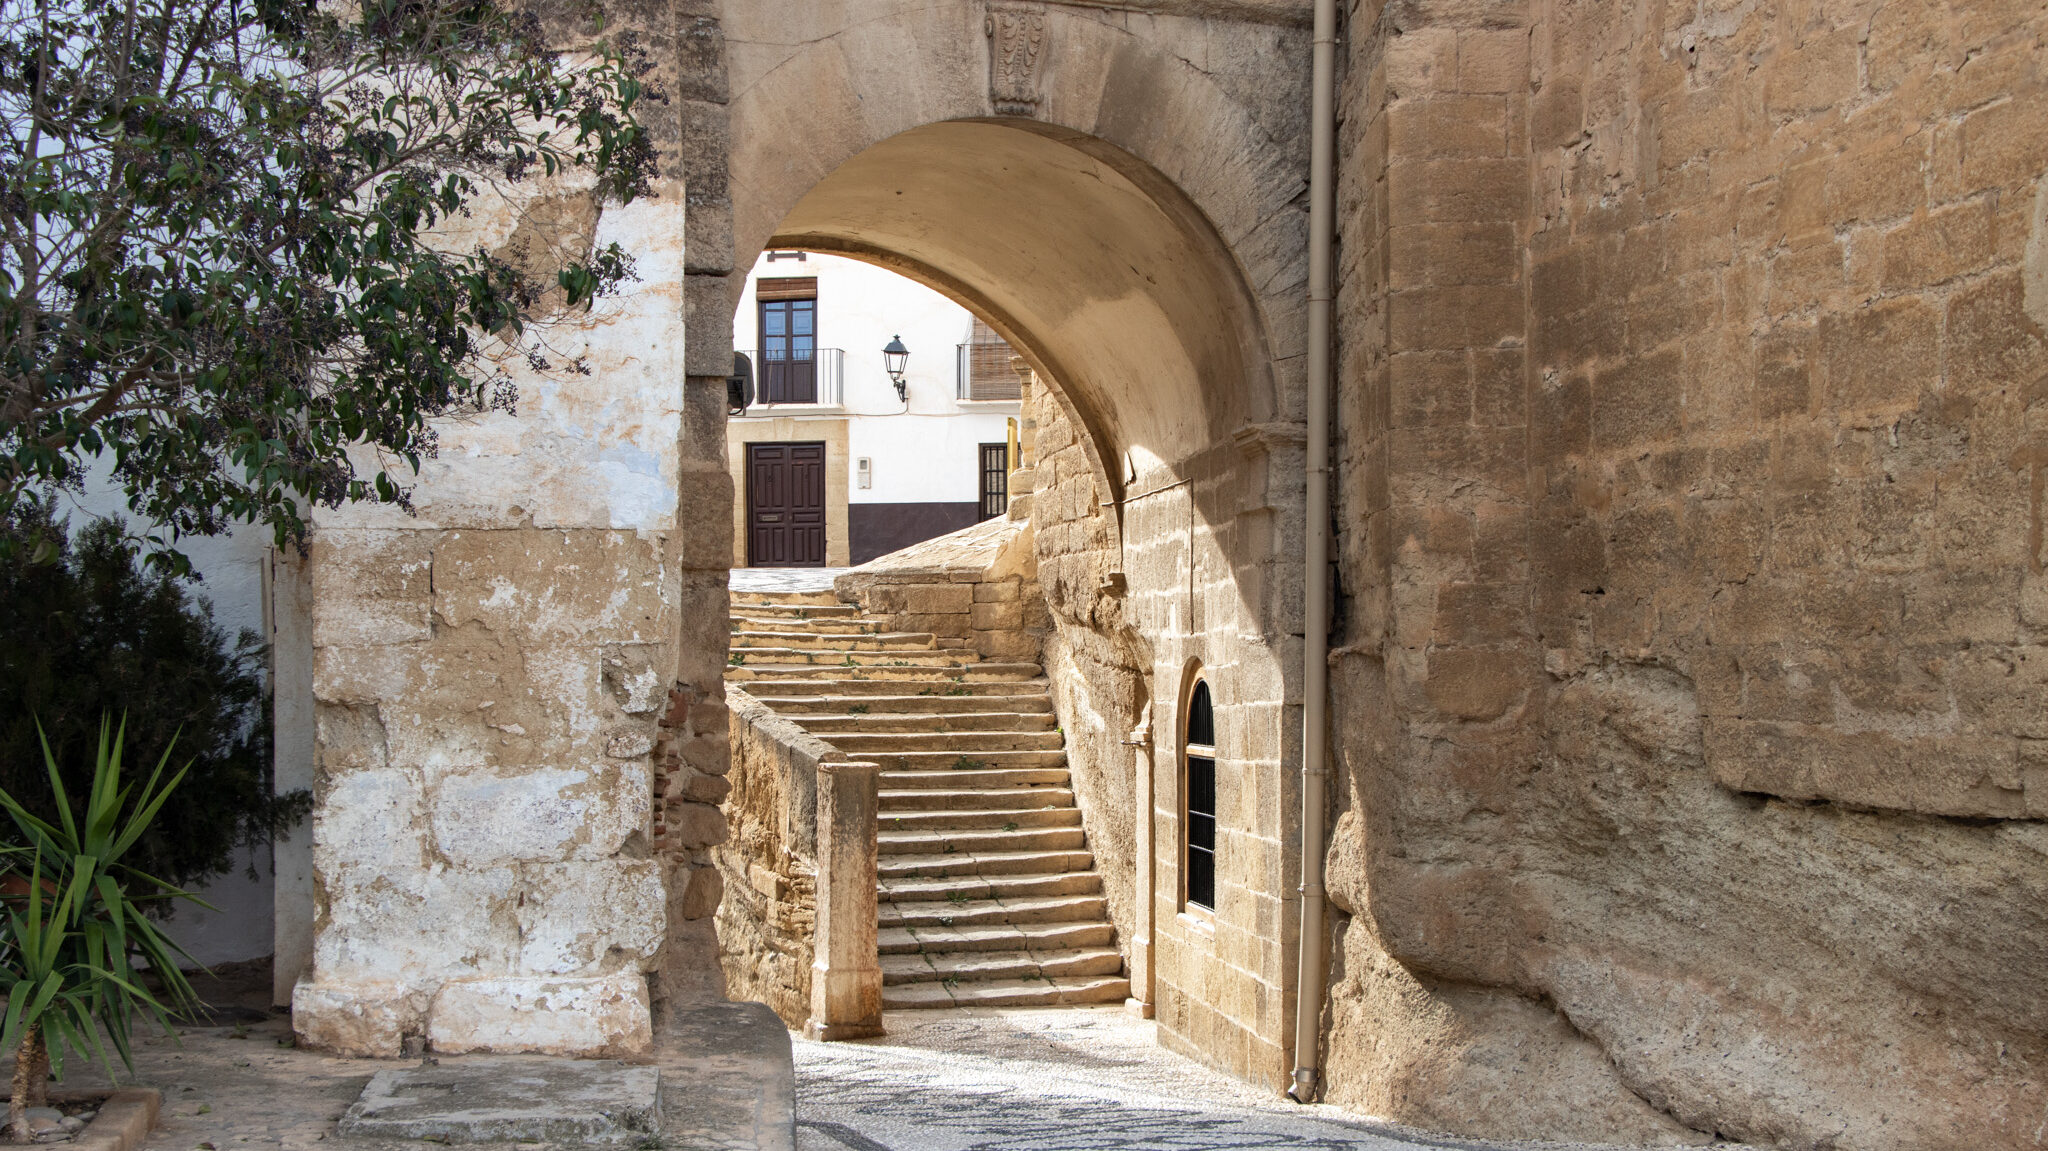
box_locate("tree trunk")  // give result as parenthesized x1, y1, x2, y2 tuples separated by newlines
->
(9, 1023, 46, 1143)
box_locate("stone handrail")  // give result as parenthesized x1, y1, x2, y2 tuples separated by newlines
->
(714, 684, 883, 1040)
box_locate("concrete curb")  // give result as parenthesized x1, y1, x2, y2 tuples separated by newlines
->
(39, 1088, 160, 1151)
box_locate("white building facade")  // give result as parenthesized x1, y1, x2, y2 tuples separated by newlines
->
(727, 251, 1021, 568)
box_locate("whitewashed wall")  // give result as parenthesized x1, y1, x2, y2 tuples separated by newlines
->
(55, 476, 278, 968)
(733, 252, 1017, 507)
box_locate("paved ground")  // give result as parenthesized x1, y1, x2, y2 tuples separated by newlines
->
(43, 970, 794, 1151)
(37, 973, 1733, 1151)
(732, 567, 851, 594)
(793, 1007, 1730, 1151)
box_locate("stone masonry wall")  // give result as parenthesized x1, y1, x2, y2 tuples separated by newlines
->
(1030, 384, 1306, 1092)
(293, 1, 736, 1055)
(710, 686, 821, 1028)
(1326, 0, 2048, 1145)
(1028, 389, 1148, 976)
(833, 516, 1045, 664)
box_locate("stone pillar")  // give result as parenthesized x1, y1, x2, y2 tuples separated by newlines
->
(805, 760, 883, 1041)
(1125, 718, 1155, 1018)
(1006, 355, 1038, 522)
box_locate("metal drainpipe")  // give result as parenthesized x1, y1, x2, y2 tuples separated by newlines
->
(1289, 0, 1338, 1105)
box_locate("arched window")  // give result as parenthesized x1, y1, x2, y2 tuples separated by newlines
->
(1184, 679, 1217, 911)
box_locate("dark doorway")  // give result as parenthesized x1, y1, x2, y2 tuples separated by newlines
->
(978, 442, 1009, 522)
(747, 441, 827, 566)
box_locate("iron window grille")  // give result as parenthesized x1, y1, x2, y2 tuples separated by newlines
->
(1184, 679, 1217, 912)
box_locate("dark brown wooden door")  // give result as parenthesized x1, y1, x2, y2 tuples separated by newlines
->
(747, 441, 827, 566)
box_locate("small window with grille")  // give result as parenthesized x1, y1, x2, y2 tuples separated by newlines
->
(1184, 678, 1217, 912)
(978, 443, 1009, 521)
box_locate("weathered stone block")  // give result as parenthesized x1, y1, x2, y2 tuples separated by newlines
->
(1387, 96, 1507, 159)
(1389, 284, 1524, 351)
(667, 801, 729, 847)
(312, 768, 426, 874)
(339, 1059, 661, 1146)
(517, 861, 666, 976)
(432, 530, 666, 643)
(679, 865, 725, 919)
(292, 982, 418, 1058)
(899, 584, 974, 615)
(314, 865, 521, 983)
(428, 972, 652, 1056)
(1820, 296, 1940, 412)
(973, 580, 1022, 602)
(1424, 647, 1532, 720)
(680, 771, 732, 803)
(429, 762, 650, 867)
(969, 600, 1024, 631)
(308, 531, 434, 647)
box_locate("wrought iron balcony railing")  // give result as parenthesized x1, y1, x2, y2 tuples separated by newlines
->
(736, 347, 845, 408)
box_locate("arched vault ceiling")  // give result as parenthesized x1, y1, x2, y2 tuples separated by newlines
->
(770, 119, 1272, 482)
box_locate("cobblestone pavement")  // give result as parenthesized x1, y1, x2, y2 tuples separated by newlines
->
(732, 567, 851, 594)
(793, 1008, 1735, 1151)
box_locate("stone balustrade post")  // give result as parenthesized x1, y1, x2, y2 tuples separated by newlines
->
(806, 759, 884, 1040)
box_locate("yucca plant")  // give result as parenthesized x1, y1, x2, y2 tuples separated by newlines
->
(0, 717, 203, 1143)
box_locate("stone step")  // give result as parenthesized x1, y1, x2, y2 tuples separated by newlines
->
(882, 975, 1130, 1010)
(878, 849, 1098, 879)
(879, 787, 1073, 812)
(725, 663, 1043, 684)
(879, 870, 1100, 902)
(880, 947, 1124, 985)
(726, 586, 1125, 1018)
(725, 646, 977, 668)
(879, 807, 1081, 833)
(829, 730, 1066, 755)
(730, 590, 842, 607)
(878, 767, 1071, 791)
(879, 825, 1085, 856)
(875, 748, 1068, 770)
(729, 610, 864, 628)
(799, 711, 1058, 733)
(730, 630, 938, 652)
(738, 678, 1048, 697)
(878, 920, 1116, 955)
(757, 693, 1054, 715)
(879, 893, 1109, 929)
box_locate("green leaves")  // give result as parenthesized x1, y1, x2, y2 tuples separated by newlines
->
(0, 0, 661, 565)
(0, 715, 203, 1083)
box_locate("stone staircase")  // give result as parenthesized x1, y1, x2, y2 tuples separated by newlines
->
(727, 586, 1129, 1009)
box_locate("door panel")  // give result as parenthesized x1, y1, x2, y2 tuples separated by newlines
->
(747, 441, 828, 567)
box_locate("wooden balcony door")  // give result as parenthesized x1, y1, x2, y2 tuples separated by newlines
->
(746, 441, 828, 567)
(759, 294, 817, 403)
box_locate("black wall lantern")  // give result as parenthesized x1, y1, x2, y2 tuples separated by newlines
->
(882, 335, 909, 403)
(727, 350, 754, 415)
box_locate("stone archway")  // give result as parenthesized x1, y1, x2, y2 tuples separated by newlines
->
(691, 3, 1317, 1089)
(284, 0, 1317, 1079)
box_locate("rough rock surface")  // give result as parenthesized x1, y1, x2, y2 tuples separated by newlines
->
(1328, 0, 2048, 1143)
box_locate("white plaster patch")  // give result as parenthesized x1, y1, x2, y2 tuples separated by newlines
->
(312, 769, 426, 874)
(430, 763, 649, 866)
(516, 861, 666, 976)
(427, 972, 652, 1056)
(313, 865, 520, 983)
